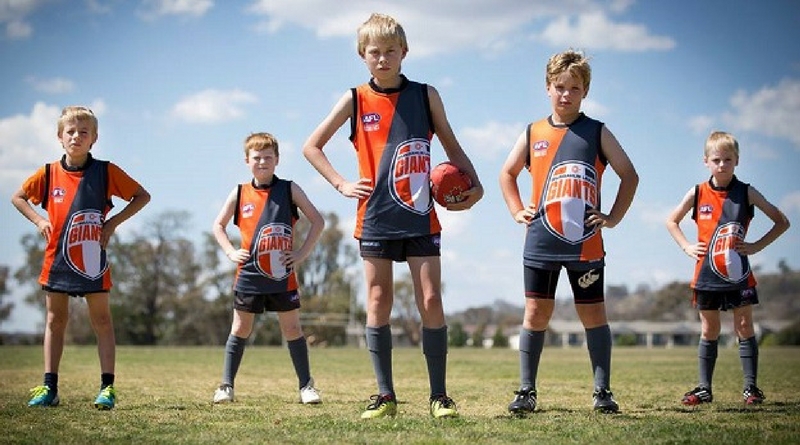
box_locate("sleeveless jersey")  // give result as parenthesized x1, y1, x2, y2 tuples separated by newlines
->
(523, 114, 608, 264)
(20, 154, 142, 292)
(232, 177, 300, 294)
(691, 176, 756, 291)
(349, 75, 441, 239)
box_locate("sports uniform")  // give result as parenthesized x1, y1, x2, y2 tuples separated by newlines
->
(232, 177, 299, 300)
(349, 75, 440, 241)
(20, 154, 141, 294)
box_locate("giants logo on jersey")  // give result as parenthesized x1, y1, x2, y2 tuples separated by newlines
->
(541, 161, 599, 244)
(389, 138, 432, 215)
(63, 210, 107, 280)
(709, 222, 750, 283)
(254, 223, 293, 280)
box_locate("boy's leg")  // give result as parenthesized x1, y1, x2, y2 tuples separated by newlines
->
(86, 292, 115, 378)
(363, 257, 396, 397)
(29, 292, 68, 406)
(733, 305, 758, 388)
(86, 292, 117, 409)
(698, 310, 721, 389)
(408, 255, 446, 396)
(277, 310, 311, 388)
(577, 303, 611, 390)
(223, 309, 255, 386)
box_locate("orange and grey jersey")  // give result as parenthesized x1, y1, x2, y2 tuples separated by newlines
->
(348, 75, 441, 239)
(20, 154, 142, 292)
(691, 176, 756, 291)
(233, 177, 300, 294)
(523, 114, 608, 264)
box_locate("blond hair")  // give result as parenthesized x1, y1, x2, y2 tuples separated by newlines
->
(357, 13, 408, 57)
(244, 132, 279, 158)
(546, 49, 592, 92)
(58, 106, 98, 136)
(704, 131, 740, 159)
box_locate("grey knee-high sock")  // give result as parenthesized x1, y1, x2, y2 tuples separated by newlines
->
(739, 336, 758, 387)
(422, 326, 448, 398)
(222, 335, 248, 386)
(586, 325, 612, 389)
(287, 336, 311, 389)
(366, 325, 394, 396)
(518, 328, 545, 389)
(698, 338, 718, 389)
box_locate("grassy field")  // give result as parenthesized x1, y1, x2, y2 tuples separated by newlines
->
(1, 345, 799, 444)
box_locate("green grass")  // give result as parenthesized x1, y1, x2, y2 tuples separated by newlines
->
(1, 346, 799, 444)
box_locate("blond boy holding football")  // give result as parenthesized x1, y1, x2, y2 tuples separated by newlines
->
(303, 13, 482, 419)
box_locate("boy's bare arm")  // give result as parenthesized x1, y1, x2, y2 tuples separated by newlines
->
(212, 188, 248, 263)
(596, 127, 638, 228)
(287, 182, 325, 266)
(736, 186, 791, 255)
(11, 189, 52, 242)
(102, 186, 151, 247)
(665, 187, 705, 260)
(499, 131, 535, 224)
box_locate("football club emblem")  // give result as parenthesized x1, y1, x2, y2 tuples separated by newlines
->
(389, 138, 432, 215)
(52, 187, 66, 204)
(541, 161, 599, 244)
(254, 223, 293, 280)
(241, 203, 255, 219)
(63, 210, 107, 279)
(709, 222, 750, 283)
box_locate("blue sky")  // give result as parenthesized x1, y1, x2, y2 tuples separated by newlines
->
(1, 0, 799, 333)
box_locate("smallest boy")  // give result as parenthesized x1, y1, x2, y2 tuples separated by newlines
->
(12, 105, 151, 409)
(666, 131, 789, 406)
(212, 132, 325, 405)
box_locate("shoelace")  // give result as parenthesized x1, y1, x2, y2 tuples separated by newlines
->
(366, 394, 392, 409)
(432, 396, 456, 409)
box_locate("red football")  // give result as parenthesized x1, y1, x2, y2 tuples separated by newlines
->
(430, 162, 472, 207)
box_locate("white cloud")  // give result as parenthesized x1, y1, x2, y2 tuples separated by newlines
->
(0, 0, 46, 39)
(688, 115, 715, 135)
(0, 102, 62, 195)
(722, 78, 800, 148)
(581, 98, 609, 119)
(460, 120, 525, 161)
(25, 76, 75, 94)
(537, 12, 676, 51)
(782, 190, 800, 217)
(138, 0, 213, 20)
(246, 1, 674, 57)
(171, 89, 257, 124)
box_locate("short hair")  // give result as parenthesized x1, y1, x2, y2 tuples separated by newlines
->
(357, 13, 408, 57)
(244, 132, 279, 158)
(704, 131, 739, 159)
(546, 49, 592, 92)
(58, 106, 97, 136)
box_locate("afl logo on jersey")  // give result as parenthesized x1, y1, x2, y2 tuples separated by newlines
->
(63, 210, 107, 280)
(533, 140, 549, 158)
(52, 187, 66, 204)
(709, 222, 750, 283)
(698, 203, 713, 220)
(362, 112, 381, 132)
(254, 223, 293, 280)
(389, 138, 432, 215)
(241, 203, 255, 219)
(542, 161, 599, 244)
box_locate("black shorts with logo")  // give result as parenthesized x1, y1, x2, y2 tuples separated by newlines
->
(523, 260, 605, 304)
(693, 287, 759, 311)
(234, 290, 301, 314)
(359, 234, 441, 262)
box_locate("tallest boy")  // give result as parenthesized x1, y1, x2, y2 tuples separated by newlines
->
(303, 13, 482, 419)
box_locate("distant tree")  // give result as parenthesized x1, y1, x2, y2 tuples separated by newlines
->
(392, 273, 421, 346)
(606, 284, 629, 299)
(109, 210, 204, 345)
(492, 324, 509, 348)
(778, 259, 792, 275)
(471, 323, 486, 348)
(293, 212, 361, 346)
(0, 265, 12, 323)
(448, 321, 468, 347)
(648, 281, 695, 321)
